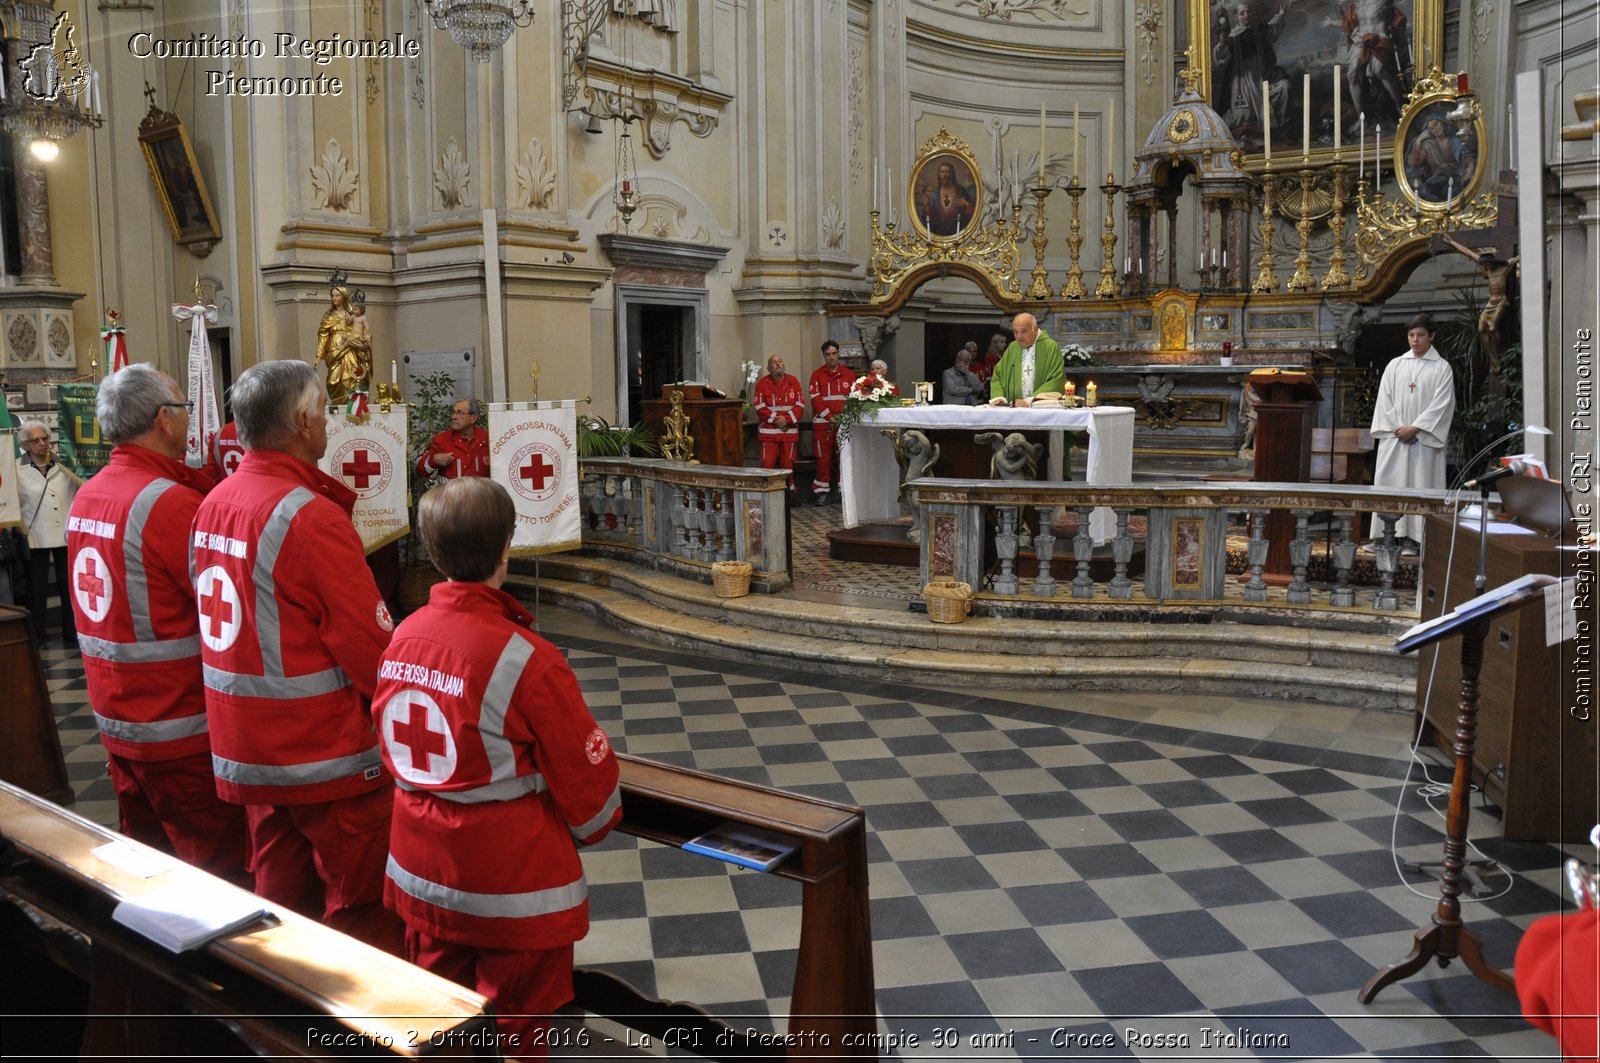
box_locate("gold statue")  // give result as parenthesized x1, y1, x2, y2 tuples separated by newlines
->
(314, 269, 371, 404)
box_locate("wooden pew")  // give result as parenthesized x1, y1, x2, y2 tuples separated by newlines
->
(565, 755, 876, 1060)
(0, 780, 498, 1059)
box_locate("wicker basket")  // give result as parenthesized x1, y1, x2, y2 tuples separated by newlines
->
(397, 562, 444, 612)
(712, 560, 753, 598)
(923, 580, 973, 624)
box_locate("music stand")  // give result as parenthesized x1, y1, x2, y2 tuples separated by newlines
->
(1359, 572, 1560, 1004)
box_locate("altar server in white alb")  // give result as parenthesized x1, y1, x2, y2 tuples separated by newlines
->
(1369, 313, 1454, 546)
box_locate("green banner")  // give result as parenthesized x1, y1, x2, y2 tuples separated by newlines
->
(56, 382, 110, 478)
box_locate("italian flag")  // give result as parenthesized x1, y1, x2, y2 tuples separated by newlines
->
(347, 391, 369, 417)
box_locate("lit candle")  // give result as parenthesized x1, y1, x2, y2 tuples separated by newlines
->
(1073, 103, 1081, 178)
(1086, 381, 1097, 406)
(1302, 74, 1311, 158)
(1332, 67, 1341, 153)
(1039, 104, 1047, 187)
(391, 359, 397, 386)
(1262, 80, 1272, 162)
(1064, 380, 1076, 398)
(622, 179, 631, 193)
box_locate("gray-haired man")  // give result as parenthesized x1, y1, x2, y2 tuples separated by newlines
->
(416, 397, 489, 479)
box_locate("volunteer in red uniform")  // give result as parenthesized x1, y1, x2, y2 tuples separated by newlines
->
(66, 364, 247, 882)
(373, 477, 620, 1051)
(212, 420, 244, 479)
(808, 340, 852, 506)
(191, 359, 401, 952)
(1517, 903, 1599, 1061)
(416, 398, 489, 480)
(753, 355, 803, 492)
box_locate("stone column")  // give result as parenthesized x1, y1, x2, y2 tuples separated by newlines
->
(15, 149, 55, 285)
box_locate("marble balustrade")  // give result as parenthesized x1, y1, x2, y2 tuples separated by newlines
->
(912, 479, 1460, 616)
(578, 458, 793, 592)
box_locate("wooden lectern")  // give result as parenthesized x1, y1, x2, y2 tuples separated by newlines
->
(1248, 369, 1323, 580)
(639, 385, 745, 467)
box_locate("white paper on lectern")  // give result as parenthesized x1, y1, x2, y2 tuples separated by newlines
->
(1545, 578, 1577, 647)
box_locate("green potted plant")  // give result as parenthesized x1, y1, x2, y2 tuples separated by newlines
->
(577, 414, 658, 458)
(397, 371, 458, 606)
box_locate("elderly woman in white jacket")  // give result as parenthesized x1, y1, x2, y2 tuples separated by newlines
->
(16, 421, 79, 648)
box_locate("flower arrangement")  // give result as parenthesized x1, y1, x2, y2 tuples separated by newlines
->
(1062, 343, 1093, 366)
(737, 359, 761, 400)
(832, 372, 903, 444)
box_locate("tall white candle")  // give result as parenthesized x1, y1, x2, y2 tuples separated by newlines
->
(1262, 80, 1272, 162)
(1359, 112, 1365, 176)
(1105, 98, 1115, 175)
(1333, 67, 1341, 152)
(873, 157, 879, 212)
(888, 169, 894, 220)
(1039, 104, 1047, 187)
(1507, 104, 1515, 170)
(1374, 125, 1380, 187)
(391, 359, 397, 386)
(1302, 74, 1311, 157)
(1073, 103, 1080, 179)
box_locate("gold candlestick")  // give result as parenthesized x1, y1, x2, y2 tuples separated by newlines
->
(1060, 178, 1087, 299)
(530, 360, 542, 401)
(1322, 163, 1351, 290)
(1094, 173, 1122, 299)
(1026, 185, 1053, 300)
(1251, 167, 1280, 293)
(1286, 166, 1316, 290)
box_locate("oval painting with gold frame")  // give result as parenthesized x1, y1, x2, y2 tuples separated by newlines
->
(1394, 94, 1485, 212)
(910, 148, 983, 241)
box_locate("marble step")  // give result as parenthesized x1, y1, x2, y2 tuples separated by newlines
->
(509, 558, 1417, 712)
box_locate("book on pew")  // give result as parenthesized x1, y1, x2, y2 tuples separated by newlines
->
(112, 881, 272, 953)
(683, 822, 798, 872)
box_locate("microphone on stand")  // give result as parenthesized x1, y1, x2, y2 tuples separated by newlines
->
(1464, 459, 1528, 490)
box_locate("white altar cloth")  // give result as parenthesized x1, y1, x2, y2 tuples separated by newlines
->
(839, 404, 1136, 543)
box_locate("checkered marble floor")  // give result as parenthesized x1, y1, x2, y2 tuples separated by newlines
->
(36, 609, 1575, 1062)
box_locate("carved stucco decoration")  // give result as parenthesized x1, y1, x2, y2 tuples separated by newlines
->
(407, 0, 426, 109)
(516, 137, 557, 210)
(363, 0, 382, 102)
(1135, 0, 1162, 85)
(956, 0, 1088, 20)
(309, 139, 359, 212)
(847, 38, 866, 182)
(434, 137, 471, 210)
(1471, 0, 1493, 51)
(822, 198, 846, 250)
(46, 315, 72, 363)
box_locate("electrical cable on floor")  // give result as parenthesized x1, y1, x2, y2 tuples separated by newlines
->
(1386, 477, 1516, 903)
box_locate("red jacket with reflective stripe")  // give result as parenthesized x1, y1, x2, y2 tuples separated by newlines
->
(754, 372, 804, 438)
(67, 445, 213, 761)
(809, 363, 853, 423)
(414, 427, 488, 479)
(373, 581, 621, 951)
(192, 448, 394, 805)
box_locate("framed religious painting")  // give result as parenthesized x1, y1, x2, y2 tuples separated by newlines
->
(908, 132, 984, 242)
(137, 103, 222, 258)
(1193, 0, 1444, 169)
(1394, 78, 1487, 212)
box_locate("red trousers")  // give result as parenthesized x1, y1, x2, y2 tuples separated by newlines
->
(811, 424, 838, 494)
(759, 435, 797, 490)
(408, 929, 574, 1060)
(108, 751, 250, 886)
(245, 786, 404, 955)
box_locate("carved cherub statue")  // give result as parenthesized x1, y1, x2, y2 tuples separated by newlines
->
(975, 431, 1042, 481)
(900, 429, 940, 486)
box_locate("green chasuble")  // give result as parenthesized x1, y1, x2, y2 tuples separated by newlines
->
(989, 332, 1065, 401)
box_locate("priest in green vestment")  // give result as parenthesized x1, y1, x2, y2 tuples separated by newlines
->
(988, 313, 1064, 407)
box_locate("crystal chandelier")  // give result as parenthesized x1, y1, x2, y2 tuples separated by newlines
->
(421, 0, 536, 63)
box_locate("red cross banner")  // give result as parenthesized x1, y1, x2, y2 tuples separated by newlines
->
(487, 400, 580, 557)
(318, 406, 410, 554)
(0, 431, 21, 528)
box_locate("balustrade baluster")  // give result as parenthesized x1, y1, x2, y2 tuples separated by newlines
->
(718, 490, 737, 560)
(580, 473, 601, 533)
(1071, 505, 1095, 598)
(695, 489, 715, 561)
(1287, 510, 1313, 604)
(671, 487, 691, 558)
(993, 506, 1020, 595)
(1373, 513, 1401, 611)
(1032, 507, 1057, 597)
(1108, 507, 1134, 599)
(1244, 509, 1270, 602)
(1330, 512, 1357, 607)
